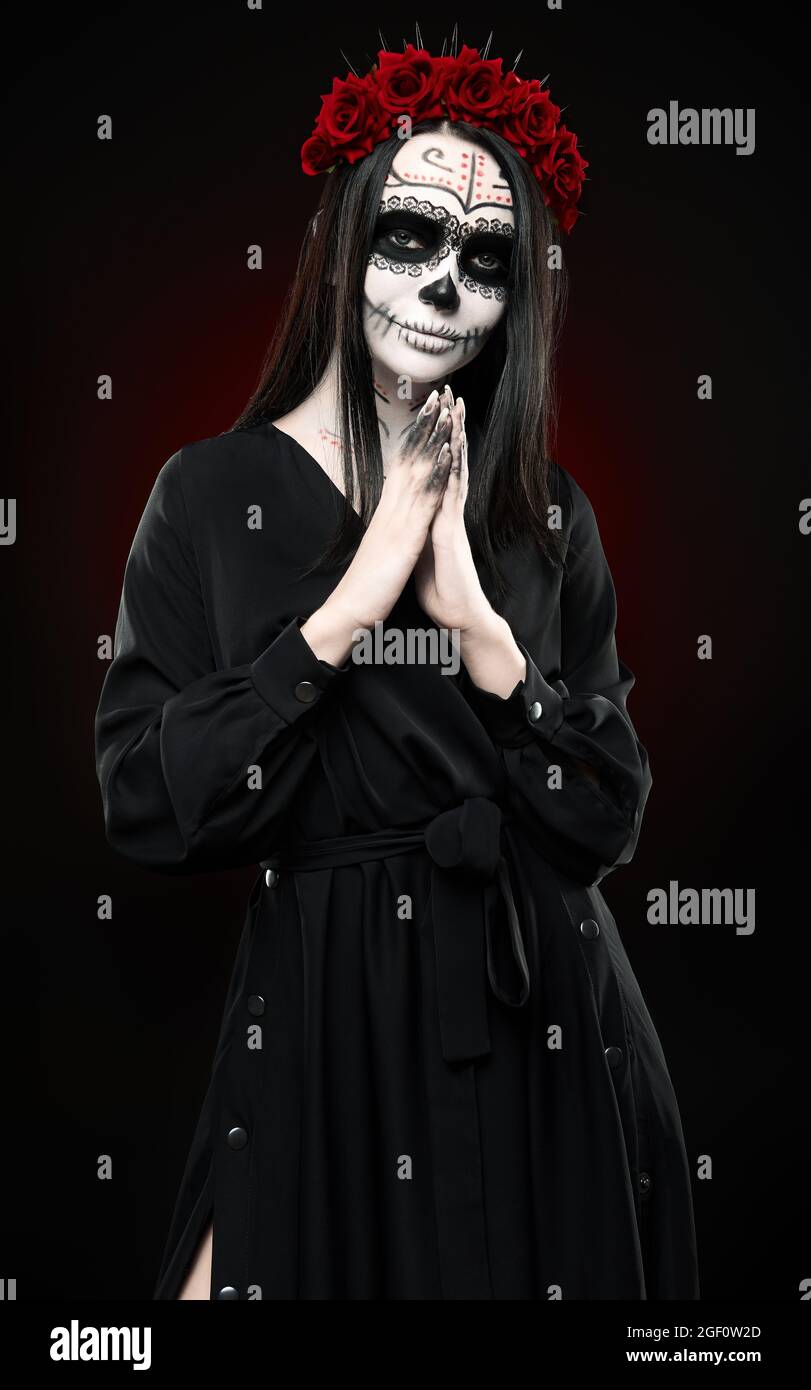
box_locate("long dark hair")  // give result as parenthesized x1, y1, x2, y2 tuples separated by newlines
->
(230, 117, 569, 601)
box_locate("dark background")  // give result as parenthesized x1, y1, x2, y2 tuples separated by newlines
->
(3, 1, 807, 1300)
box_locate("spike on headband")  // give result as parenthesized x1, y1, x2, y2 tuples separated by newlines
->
(301, 43, 588, 234)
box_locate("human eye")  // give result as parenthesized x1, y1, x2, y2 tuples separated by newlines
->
(385, 227, 429, 251)
(460, 233, 513, 285)
(371, 211, 442, 262)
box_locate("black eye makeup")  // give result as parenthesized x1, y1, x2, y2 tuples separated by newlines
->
(371, 210, 447, 263)
(458, 232, 514, 286)
(367, 197, 515, 296)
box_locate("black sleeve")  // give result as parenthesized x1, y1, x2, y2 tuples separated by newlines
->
(459, 470, 653, 886)
(94, 449, 348, 874)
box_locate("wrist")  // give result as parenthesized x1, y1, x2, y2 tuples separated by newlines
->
(300, 599, 359, 668)
(459, 610, 527, 698)
(457, 602, 502, 642)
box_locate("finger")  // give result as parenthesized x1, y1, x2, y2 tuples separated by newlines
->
(401, 389, 441, 458)
(425, 440, 452, 497)
(420, 386, 441, 417)
(459, 414, 469, 505)
(445, 402, 465, 499)
(425, 405, 454, 454)
(458, 397, 468, 501)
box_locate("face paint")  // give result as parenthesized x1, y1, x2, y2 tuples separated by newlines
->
(369, 200, 514, 300)
(363, 130, 515, 383)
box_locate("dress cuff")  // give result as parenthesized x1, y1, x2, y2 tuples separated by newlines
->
(461, 641, 566, 748)
(250, 615, 349, 721)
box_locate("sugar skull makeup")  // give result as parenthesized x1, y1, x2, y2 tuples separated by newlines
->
(363, 130, 515, 380)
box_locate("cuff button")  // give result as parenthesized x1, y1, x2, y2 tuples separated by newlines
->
(294, 680, 318, 703)
(528, 701, 543, 723)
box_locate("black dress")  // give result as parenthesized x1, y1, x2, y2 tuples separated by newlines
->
(94, 419, 700, 1300)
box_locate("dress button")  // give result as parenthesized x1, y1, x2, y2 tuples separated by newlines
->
(528, 701, 543, 723)
(638, 1170, 652, 1196)
(247, 994, 265, 1016)
(604, 1045, 624, 1068)
(580, 918, 600, 939)
(217, 1286, 239, 1300)
(294, 680, 318, 703)
(265, 868, 279, 888)
(227, 1126, 248, 1150)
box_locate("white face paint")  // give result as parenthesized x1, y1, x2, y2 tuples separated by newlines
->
(363, 129, 515, 384)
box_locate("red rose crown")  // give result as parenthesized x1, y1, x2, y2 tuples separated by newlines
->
(301, 40, 588, 234)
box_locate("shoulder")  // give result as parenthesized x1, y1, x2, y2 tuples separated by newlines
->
(146, 421, 295, 531)
(546, 460, 595, 529)
(172, 422, 278, 496)
(546, 460, 611, 583)
(131, 423, 288, 559)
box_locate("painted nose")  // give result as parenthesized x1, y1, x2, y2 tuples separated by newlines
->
(418, 272, 460, 312)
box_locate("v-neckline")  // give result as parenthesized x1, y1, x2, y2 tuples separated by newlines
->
(267, 420, 365, 525)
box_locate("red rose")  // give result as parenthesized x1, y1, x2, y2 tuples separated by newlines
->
(499, 76, 561, 156)
(442, 44, 510, 125)
(301, 129, 335, 175)
(315, 72, 391, 164)
(554, 201, 580, 234)
(530, 125, 588, 230)
(374, 46, 447, 121)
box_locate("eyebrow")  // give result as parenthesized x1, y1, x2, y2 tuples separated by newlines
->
(377, 199, 515, 236)
(459, 224, 515, 241)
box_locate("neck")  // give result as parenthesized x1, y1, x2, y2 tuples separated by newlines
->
(370, 361, 450, 464)
(307, 353, 452, 469)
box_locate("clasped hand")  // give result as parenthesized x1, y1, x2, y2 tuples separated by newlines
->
(301, 384, 527, 696)
(409, 384, 491, 635)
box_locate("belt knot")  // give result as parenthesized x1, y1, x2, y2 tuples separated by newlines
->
(424, 796, 531, 1063)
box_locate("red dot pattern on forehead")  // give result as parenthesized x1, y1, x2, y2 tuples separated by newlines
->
(387, 142, 514, 215)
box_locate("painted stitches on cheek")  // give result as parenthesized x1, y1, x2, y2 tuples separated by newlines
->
(364, 295, 487, 360)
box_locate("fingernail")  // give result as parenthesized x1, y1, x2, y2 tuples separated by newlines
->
(420, 389, 439, 415)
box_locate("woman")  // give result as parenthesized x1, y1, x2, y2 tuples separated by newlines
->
(94, 44, 700, 1300)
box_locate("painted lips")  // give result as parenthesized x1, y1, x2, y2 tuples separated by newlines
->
(392, 319, 463, 351)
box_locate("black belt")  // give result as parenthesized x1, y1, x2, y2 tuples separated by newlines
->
(260, 795, 530, 1064)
